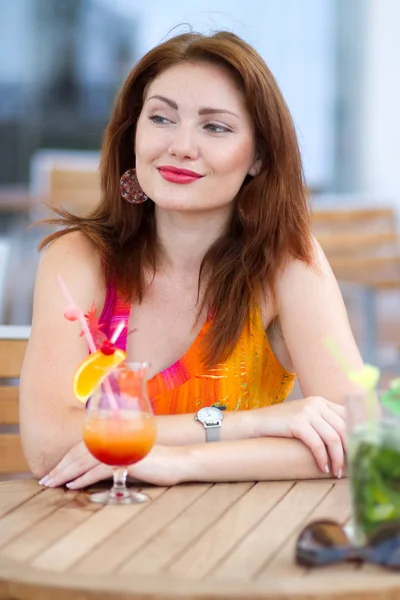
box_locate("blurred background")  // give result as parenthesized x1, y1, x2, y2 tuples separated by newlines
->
(0, 0, 399, 374)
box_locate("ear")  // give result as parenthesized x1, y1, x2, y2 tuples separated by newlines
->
(248, 156, 262, 177)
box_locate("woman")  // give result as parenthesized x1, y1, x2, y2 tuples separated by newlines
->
(20, 31, 363, 488)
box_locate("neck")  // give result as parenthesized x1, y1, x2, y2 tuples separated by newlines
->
(154, 205, 232, 276)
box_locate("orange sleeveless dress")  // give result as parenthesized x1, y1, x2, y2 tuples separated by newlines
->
(99, 285, 296, 415)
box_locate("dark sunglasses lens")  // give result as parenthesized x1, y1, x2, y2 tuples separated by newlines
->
(296, 521, 349, 566)
(368, 524, 400, 569)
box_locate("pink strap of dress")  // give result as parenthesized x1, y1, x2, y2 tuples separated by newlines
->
(99, 284, 129, 352)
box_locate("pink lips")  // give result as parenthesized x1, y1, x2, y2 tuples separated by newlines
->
(157, 166, 203, 184)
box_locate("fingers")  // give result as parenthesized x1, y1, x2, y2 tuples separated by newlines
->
(39, 443, 99, 488)
(294, 421, 330, 474)
(322, 413, 347, 454)
(325, 400, 346, 419)
(290, 398, 346, 477)
(311, 415, 344, 478)
(66, 464, 113, 489)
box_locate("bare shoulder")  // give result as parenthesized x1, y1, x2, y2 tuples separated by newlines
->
(34, 230, 105, 321)
(39, 230, 103, 283)
(274, 236, 349, 343)
(275, 236, 337, 294)
(260, 238, 335, 324)
(23, 229, 106, 406)
(40, 230, 101, 272)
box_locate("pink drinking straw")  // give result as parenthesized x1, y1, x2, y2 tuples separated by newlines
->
(56, 274, 121, 412)
(110, 320, 126, 345)
(57, 275, 97, 353)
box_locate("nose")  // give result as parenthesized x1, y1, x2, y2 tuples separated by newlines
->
(168, 123, 199, 161)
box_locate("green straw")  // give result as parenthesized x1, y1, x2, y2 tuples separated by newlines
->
(324, 337, 379, 426)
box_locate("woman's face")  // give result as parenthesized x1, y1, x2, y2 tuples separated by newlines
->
(135, 61, 260, 213)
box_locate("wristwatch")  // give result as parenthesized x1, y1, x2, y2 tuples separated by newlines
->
(195, 406, 224, 442)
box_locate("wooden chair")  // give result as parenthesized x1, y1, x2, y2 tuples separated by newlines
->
(312, 205, 400, 365)
(312, 207, 399, 277)
(29, 149, 101, 219)
(0, 327, 30, 475)
(47, 167, 101, 217)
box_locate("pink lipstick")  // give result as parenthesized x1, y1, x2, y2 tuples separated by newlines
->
(158, 165, 203, 184)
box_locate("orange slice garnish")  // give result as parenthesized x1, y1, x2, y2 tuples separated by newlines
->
(73, 349, 126, 404)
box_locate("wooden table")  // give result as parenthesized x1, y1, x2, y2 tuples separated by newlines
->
(0, 478, 399, 600)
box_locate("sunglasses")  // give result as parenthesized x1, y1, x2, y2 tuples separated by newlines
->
(295, 519, 400, 570)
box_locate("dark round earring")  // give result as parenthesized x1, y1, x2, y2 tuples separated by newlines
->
(120, 168, 148, 204)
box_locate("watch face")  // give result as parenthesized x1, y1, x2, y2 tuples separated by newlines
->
(197, 406, 223, 425)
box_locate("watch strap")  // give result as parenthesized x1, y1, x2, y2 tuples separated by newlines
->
(205, 425, 221, 443)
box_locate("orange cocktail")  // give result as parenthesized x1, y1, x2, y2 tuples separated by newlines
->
(82, 361, 155, 505)
(83, 412, 156, 466)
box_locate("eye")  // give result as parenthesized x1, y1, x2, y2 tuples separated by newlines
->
(148, 114, 172, 125)
(204, 123, 232, 133)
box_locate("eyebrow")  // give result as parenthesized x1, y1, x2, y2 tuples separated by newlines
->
(147, 94, 240, 119)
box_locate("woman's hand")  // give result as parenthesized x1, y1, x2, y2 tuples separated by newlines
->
(37, 441, 184, 489)
(38, 441, 109, 488)
(259, 397, 346, 478)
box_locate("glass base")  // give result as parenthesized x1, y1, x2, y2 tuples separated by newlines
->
(87, 488, 150, 505)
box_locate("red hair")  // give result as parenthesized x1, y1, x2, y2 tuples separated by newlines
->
(40, 31, 313, 365)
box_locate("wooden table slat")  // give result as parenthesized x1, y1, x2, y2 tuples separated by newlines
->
(0, 479, 40, 520)
(0, 487, 77, 550)
(210, 480, 333, 581)
(73, 483, 210, 575)
(1, 492, 102, 562)
(258, 480, 353, 580)
(32, 486, 167, 572)
(119, 481, 255, 576)
(165, 481, 294, 580)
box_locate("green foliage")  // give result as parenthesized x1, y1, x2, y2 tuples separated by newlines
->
(381, 386, 400, 417)
(350, 428, 400, 538)
(326, 337, 400, 539)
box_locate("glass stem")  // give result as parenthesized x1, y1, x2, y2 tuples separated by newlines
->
(111, 467, 129, 498)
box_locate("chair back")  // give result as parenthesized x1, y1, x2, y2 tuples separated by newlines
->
(312, 206, 400, 287)
(47, 167, 101, 217)
(29, 149, 101, 219)
(0, 327, 30, 474)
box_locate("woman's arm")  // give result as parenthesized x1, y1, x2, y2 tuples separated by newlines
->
(19, 231, 106, 477)
(174, 436, 337, 483)
(274, 237, 364, 404)
(40, 434, 334, 490)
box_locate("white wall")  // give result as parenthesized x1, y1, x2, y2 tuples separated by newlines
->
(358, 0, 400, 202)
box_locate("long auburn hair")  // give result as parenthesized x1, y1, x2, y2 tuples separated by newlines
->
(40, 30, 313, 366)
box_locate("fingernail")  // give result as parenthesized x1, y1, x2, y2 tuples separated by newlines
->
(337, 469, 343, 479)
(43, 478, 56, 487)
(38, 476, 49, 486)
(66, 482, 75, 489)
(324, 465, 330, 474)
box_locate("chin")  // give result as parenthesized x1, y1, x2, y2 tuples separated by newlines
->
(155, 201, 204, 212)
(150, 189, 232, 214)
(152, 195, 202, 211)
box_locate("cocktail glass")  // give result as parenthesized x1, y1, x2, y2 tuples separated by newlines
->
(83, 361, 156, 505)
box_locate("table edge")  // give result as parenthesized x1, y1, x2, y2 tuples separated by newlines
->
(1, 555, 400, 600)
